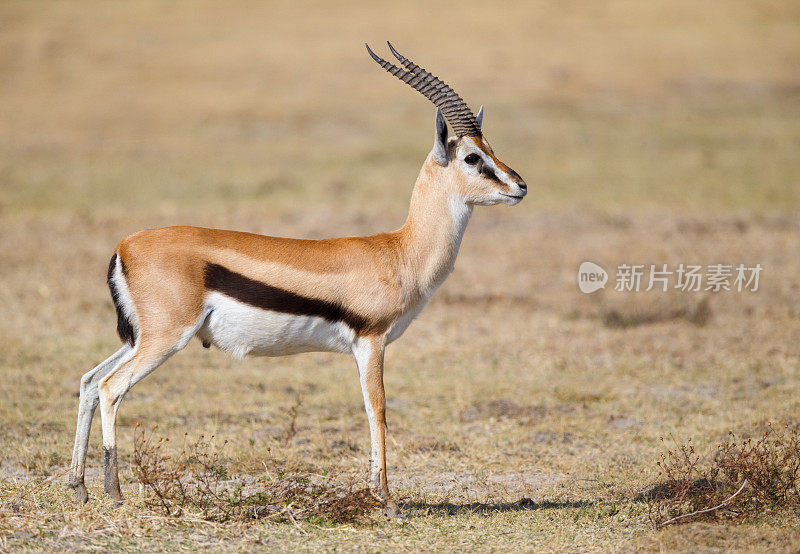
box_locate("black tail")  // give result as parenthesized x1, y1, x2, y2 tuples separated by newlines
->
(107, 253, 136, 346)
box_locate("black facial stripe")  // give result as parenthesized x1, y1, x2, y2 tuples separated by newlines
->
(204, 263, 382, 334)
(480, 165, 501, 183)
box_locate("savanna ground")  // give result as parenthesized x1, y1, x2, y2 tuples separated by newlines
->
(1, 1, 799, 551)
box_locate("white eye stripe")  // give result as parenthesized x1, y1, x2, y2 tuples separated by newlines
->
(461, 148, 507, 179)
(472, 152, 515, 185)
(478, 153, 498, 171)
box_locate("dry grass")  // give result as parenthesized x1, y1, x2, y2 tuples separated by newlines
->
(645, 423, 800, 526)
(131, 426, 378, 525)
(1, 0, 800, 551)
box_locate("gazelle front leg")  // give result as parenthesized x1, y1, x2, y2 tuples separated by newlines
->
(352, 335, 400, 517)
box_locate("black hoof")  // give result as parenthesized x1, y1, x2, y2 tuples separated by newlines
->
(68, 474, 89, 504)
(383, 499, 403, 519)
(104, 485, 124, 502)
(70, 482, 89, 504)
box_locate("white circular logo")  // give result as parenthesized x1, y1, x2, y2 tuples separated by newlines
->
(578, 261, 608, 293)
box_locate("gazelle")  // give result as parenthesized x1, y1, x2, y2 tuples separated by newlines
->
(68, 42, 527, 516)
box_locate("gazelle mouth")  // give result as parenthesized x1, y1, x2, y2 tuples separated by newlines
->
(500, 193, 524, 200)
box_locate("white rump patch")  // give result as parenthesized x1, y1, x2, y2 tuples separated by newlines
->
(111, 255, 139, 339)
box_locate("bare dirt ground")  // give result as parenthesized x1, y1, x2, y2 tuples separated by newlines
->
(1, 1, 799, 551)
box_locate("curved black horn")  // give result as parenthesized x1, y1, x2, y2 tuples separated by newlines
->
(365, 42, 481, 138)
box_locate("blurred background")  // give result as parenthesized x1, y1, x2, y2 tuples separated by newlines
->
(1, 1, 799, 548)
(2, 0, 798, 218)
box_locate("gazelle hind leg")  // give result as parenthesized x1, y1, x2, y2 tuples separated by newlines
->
(97, 339, 181, 503)
(97, 315, 208, 503)
(68, 345, 134, 503)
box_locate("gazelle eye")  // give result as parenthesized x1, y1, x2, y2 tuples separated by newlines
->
(464, 153, 480, 165)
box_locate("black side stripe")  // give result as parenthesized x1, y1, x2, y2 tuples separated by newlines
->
(204, 263, 381, 334)
(107, 253, 136, 346)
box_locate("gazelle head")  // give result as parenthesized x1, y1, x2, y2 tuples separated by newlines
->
(367, 42, 527, 206)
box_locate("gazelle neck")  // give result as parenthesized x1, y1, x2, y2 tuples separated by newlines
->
(396, 155, 473, 297)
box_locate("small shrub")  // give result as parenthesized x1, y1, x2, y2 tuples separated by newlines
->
(132, 425, 378, 525)
(646, 422, 800, 527)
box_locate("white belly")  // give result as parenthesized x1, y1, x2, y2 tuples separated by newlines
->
(198, 292, 355, 358)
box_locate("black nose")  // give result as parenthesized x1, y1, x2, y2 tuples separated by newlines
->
(518, 182, 527, 191)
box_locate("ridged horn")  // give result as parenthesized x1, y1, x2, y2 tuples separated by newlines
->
(365, 42, 481, 138)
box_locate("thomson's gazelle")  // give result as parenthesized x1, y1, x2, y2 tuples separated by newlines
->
(68, 42, 527, 516)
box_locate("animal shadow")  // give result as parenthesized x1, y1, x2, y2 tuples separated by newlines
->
(401, 497, 594, 517)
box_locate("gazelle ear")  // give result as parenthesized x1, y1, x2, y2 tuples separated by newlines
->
(432, 108, 449, 166)
(475, 105, 483, 130)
